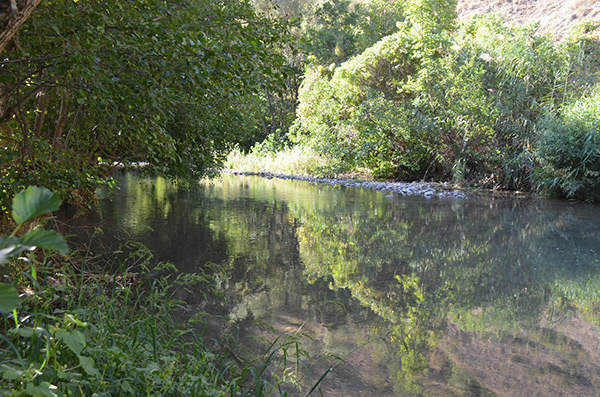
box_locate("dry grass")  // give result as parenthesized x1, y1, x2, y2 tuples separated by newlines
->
(457, 0, 600, 39)
(225, 146, 335, 177)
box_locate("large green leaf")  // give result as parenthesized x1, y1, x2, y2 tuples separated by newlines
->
(0, 283, 20, 313)
(20, 229, 69, 255)
(56, 329, 86, 355)
(78, 355, 100, 377)
(12, 186, 61, 226)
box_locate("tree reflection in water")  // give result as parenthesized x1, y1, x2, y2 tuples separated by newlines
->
(91, 172, 600, 396)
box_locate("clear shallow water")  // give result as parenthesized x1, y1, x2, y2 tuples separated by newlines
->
(85, 172, 600, 396)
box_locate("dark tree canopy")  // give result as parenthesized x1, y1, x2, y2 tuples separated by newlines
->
(0, 0, 43, 53)
(0, 0, 292, 209)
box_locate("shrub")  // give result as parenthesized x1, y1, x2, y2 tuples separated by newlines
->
(291, 11, 600, 190)
(535, 90, 600, 201)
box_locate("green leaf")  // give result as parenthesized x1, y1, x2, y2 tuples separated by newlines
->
(0, 235, 19, 249)
(0, 365, 23, 380)
(120, 380, 134, 393)
(0, 236, 25, 265)
(78, 355, 100, 377)
(20, 229, 69, 255)
(0, 283, 20, 313)
(0, 244, 29, 265)
(11, 326, 45, 338)
(26, 381, 59, 397)
(12, 187, 61, 226)
(56, 329, 86, 355)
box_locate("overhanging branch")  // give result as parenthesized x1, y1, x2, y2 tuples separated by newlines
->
(0, 0, 44, 53)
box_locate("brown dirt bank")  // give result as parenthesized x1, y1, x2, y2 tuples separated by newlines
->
(457, 0, 600, 39)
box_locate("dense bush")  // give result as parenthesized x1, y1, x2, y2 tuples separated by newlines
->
(299, 0, 406, 66)
(287, 5, 600, 198)
(536, 90, 600, 200)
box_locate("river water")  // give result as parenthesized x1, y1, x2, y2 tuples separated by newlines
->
(82, 172, 600, 396)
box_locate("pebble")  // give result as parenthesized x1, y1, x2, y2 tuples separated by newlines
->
(222, 169, 468, 199)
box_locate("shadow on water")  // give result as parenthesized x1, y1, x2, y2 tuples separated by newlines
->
(68, 171, 600, 396)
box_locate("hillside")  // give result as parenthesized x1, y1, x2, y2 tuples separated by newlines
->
(457, 0, 600, 39)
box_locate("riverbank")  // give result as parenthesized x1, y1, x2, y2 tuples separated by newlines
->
(224, 169, 469, 199)
(224, 147, 539, 201)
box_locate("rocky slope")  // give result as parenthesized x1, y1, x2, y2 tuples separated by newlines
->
(457, 0, 600, 39)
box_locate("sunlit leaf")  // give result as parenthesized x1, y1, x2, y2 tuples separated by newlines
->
(20, 229, 69, 255)
(12, 187, 61, 226)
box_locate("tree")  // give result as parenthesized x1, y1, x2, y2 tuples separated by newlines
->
(0, 0, 43, 53)
(0, 0, 291, 210)
(301, 0, 405, 66)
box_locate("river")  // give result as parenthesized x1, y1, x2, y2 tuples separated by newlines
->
(74, 171, 600, 396)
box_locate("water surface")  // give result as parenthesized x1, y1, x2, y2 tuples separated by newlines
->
(89, 172, 600, 396)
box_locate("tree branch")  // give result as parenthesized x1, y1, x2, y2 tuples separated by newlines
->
(0, 53, 70, 65)
(0, 83, 56, 124)
(0, 0, 44, 53)
(10, 0, 18, 15)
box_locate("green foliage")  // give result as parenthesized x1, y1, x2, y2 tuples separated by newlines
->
(0, 0, 291, 210)
(536, 90, 600, 200)
(0, 266, 230, 395)
(300, 0, 405, 66)
(289, 7, 600, 192)
(301, 0, 362, 65)
(0, 187, 68, 313)
(293, 27, 440, 179)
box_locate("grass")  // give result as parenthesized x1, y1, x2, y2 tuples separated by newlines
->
(0, 238, 334, 396)
(225, 145, 339, 178)
(0, 243, 227, 396)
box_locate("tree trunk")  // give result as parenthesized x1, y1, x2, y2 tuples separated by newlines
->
(0, 0, 44, 54)
(53, 89, 70, 146)
(32, 86, 48, 137)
